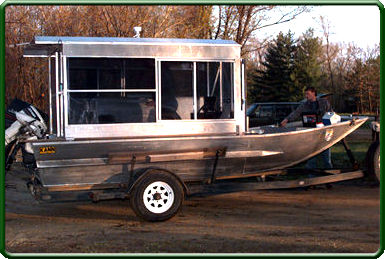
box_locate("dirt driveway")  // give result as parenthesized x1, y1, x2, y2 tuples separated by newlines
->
(4, 163, 380, 254)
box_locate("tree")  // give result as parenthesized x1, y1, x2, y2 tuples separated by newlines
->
(212, 6, 308, 56)
(248, 31, 298, 103)
(294, 28, 323, 92)
(319, 16, 339, 93)
(345, 53, 380, 114)
(171, 6, 212, 39)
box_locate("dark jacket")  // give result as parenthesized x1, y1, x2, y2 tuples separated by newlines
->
(285, 98, 332, 122)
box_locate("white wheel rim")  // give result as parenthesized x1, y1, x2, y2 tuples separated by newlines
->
(143, 181, 174, 214)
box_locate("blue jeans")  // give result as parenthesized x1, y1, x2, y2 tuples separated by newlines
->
(306, 149, 333, 169)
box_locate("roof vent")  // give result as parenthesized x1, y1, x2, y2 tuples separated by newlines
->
(133, 27, 142, 38)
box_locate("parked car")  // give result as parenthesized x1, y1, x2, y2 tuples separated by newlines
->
(247, 102, 300, 128)
(247, 94, 333, 128)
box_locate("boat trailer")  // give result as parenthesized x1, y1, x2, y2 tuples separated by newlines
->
(27, 136, 371, 203)
(189, 134, 377, 196)
(189, 169, 364, 196)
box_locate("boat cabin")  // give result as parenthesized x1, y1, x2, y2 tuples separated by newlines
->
(24, 36, 245, 139)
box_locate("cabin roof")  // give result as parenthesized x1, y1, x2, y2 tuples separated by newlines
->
(34, 36, 240, 47)
(25, 36, 241, 59)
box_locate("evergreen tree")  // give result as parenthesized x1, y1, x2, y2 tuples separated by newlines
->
(246, 61, 262, 104)
(294, 29, 324, 93)
(249, 31, 298, 102)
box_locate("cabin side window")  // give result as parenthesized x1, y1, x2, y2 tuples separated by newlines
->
(161, 61, 234, 120)
(161, 62, 193, 120)
(67, 58, 156, 124)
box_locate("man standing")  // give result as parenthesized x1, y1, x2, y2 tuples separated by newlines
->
(280, 87, 333, 169)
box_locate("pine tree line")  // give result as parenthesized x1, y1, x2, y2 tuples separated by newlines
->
(246, 30, 380, 114)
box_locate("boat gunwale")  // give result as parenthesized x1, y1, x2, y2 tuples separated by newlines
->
(28, 118, 368, 146)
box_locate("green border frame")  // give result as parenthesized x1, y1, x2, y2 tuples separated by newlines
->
(0, 0, 383, 257)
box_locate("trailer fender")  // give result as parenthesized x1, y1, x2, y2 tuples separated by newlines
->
(128, 167, 189, 197)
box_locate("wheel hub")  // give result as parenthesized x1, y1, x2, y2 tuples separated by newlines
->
(143, 181, 175, 214)
(153, 192, 162, 200)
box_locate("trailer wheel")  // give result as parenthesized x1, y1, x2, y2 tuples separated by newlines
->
(367, 142, 380, 183)
(130, 171, 184, 221)
(373, 144, 380, 182)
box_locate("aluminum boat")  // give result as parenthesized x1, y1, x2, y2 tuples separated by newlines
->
(5, 36, 366, 221)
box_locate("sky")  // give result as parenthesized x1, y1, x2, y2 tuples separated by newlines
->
(257, 5, 380, 49)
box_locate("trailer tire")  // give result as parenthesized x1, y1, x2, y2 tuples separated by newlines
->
(373, 144, 380, 183)
(367, 142, 380, 183)
(130, 171, 184, 222)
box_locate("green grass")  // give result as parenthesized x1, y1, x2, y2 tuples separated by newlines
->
(292, 140, 373, 170)
(359, 120, 374, 130)
(330, 141, 372, 169)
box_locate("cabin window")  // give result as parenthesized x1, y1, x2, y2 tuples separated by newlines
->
(68, 58, 121, 90)
(125, 59, 156, 89)
(161, 61, 234, 120)
(161, 62, 193, 120)
(67, 58, 234, 124)
(67, 58, 156, 124)
(68, 92, 156, 124)
(222, 62, 234, 119)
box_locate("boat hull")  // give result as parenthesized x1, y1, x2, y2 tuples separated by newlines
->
(30, 118, 367, 189)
